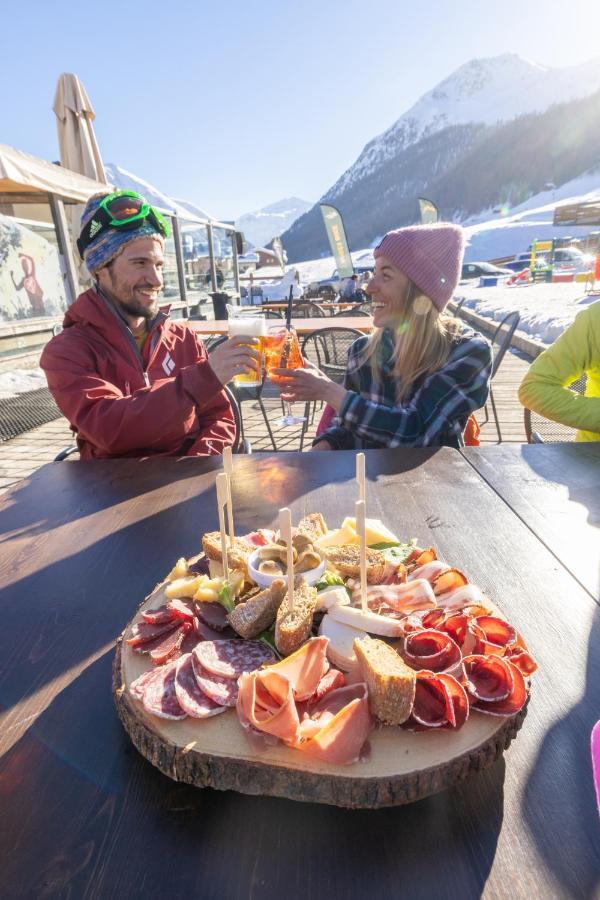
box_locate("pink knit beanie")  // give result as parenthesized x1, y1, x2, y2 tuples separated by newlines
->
(374, 223, 465, 311)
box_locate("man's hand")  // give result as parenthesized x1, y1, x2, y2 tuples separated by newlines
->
(208, 336, 262, 386)
(271, 359, 346, 410)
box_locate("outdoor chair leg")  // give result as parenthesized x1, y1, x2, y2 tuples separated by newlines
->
(489, 386, 502, 443)
(258, 398, 278, 451)
(298, 402, 311, 452)
(482, 402, 490, 426)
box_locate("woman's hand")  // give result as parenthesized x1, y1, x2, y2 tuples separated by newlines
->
(271, 360, 346, 409)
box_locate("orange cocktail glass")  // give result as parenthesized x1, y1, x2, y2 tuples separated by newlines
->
(264, 326, 306, 426)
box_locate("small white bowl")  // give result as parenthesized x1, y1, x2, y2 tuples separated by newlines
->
(248, 548, 326, 588)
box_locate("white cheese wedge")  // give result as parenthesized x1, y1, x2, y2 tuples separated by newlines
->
(328, 603, 405, 637)
(342, 517, 400, 546)
(315, 586, 350, 611)
(319, 613, 368, 671)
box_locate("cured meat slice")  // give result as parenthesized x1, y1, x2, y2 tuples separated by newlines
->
(142, 661, 187, 720)
(142, 605, 179, 625)
(299, 684, 371, 765)
(194, 639, 276, 679)
(149, 623, 190, 665)
(168, 598, 196, 622)
(475, 616, 517, 653)
(264, 636, 330, 701)
(126, 619, 179, 647)
(402, 629, 462, 675)
(180, 628, 202, 655)
(193, 664, 239, 707)
(192, 616, 231, 642)
(506, 649, 538, 676)
(463, 654, 528, 717)
(174, 654, 225, 718)
(195, 600, 230, 631)
(404, 670, 469, 731)
(187, 555, 211, 576)
(313, 668, 346, 701)
(237, 670, 300, 741)
(240, 529, 276, 547)
(129, 667, 161, 702)
(431, 568, 469, 596)
(407, 548, 437, 568)
(355, 579, 436, 616)
(407, 560, 449, 584)
(434, 584, 485, 611)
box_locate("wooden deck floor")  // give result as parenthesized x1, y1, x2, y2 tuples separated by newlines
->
(0, 350, 530, 496)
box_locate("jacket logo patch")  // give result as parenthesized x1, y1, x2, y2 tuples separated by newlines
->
(162, 352, 176, 376)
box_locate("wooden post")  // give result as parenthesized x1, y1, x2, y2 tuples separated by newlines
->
(223, 447, 234, 545)
(356, 499, 367, 613)
(356, 452, 365, 503)
(279, 508, 294, 611)
(216, 473, 229, 579)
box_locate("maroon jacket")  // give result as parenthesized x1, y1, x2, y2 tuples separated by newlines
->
(41, 289, 235, 459)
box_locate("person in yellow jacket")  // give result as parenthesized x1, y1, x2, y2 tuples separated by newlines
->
(518, 299, 600, 441)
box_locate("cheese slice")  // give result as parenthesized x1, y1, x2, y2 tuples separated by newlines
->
(315, 525, 359, 549)
(318, 613, 368, 671)
(315, 586, 350, 612)
(342, 517, 400, 546)
(328, 603, 405, 637)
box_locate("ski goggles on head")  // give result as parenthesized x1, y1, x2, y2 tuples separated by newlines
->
(77, 190, 171, 258)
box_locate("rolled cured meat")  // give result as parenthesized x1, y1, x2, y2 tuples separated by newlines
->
(404, 670, 469, 731)
(462, 654, 528, 716)
(402, 629, 463, 677)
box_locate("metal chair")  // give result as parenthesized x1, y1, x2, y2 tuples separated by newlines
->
(332, 305, 371, 317)
(291, 301, 326, 318)
(481, 310, 520, 442)
(54, 385, 250, 459)
(524, 375, 587, 443)
(299, 326, 364, 450)
(206, 336, 277, 451)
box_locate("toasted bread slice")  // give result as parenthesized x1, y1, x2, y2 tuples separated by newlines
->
(275, 576, 318, 656)
(353, 635, 416, 725)
(296, 513, 328, 542)
(324, 545, 386, 584)
(202, 531, 251, 574)
(227, 579, 287, 639)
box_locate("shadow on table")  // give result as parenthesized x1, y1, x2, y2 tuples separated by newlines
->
(522, 602, 600, 897)
(519, 443, 600, 530)
(0, 649, 505, 899)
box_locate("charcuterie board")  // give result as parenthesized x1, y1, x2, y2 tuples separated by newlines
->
(113, 579, 528, 809)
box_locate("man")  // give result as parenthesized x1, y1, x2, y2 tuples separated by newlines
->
(340, 273, 360, 301)
(41, 190, 259, 458)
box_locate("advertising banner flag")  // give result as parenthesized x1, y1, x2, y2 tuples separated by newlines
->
(271, 236, 285, 272)
(418, 197, 439, 225)
(320, 204, 354, 277)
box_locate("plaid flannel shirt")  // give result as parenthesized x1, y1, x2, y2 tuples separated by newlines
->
(314, 327, 492, 450)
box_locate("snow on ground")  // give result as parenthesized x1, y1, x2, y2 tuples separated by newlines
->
(0, 367, 47, 400)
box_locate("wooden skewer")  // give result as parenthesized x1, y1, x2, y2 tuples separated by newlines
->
(279, 507, 294, 612)
(222, 447, 235, 546)
(356, 452, 366, 503)
(356, 499, 368, 613)
(216, 473, 229, 580)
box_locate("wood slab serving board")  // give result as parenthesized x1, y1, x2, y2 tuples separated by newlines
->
(113, 582, 527, 809)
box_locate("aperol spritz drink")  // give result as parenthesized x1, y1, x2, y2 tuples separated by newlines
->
(264, 326, 306, 426)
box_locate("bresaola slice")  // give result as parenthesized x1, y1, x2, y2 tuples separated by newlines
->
(126, 619, 179, 647)
(174, 654, 225, 718)
(402, 629, 462, 676)
(462, 654, 528, 716)
(149, 623, 191, 664)
(142, 605, 179, 625)
(195, 600, 230, 632)
(404, 670, 469, 731)
(194, 639, 276, 679)
(168, 598, 196, 622)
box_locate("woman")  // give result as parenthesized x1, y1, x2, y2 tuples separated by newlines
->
(273, 223, 492, 450)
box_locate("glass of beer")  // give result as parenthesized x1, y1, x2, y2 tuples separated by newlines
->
(227, 315, 265, 387)
(264, 325, 306, 426)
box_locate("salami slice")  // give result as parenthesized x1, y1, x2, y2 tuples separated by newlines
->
(142, 661, 187, 720)
(129, 667, 161, 702)
(174, 654, 226, 718)
(126, 619, 179, 647)
(194, 639, 276, 679)
(191, 658, 239, 707)
(142, 605, 179, 625)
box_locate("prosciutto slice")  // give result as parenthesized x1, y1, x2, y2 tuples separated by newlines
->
(408, 560, 449, 584)
(404, 671, 469, 731)
(237, 669, 301, 741)
(264, 636, 330, 701)
(299, 684, 371, 765)
(431, 568, 469, 596)
(402, 629, 463, 676)
(462, 654, 528, 716)
(355, 579, 436, 616)
(434, 584, 485, 611)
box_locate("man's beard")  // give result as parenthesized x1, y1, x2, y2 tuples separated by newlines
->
(116, 296, 159, 321)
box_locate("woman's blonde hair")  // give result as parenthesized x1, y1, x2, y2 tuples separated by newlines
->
(360, 280, 462, 403)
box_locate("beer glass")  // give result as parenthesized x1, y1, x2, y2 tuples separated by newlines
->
(264, 325, 306, 426)
(227, 315, 265, 387)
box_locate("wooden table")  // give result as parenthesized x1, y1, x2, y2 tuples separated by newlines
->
(189, 316, 373, 336)
(1, 449, 599, 898)
(259, 301, 367, 314)
(461, 443, 600, 601)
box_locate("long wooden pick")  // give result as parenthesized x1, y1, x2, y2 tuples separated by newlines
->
(356, 499, 367, 613)
(356, 452, 366, 503)
(279, 507, 294, 611)
(216, 473, 229, 579)
(223, 447, 234, 545)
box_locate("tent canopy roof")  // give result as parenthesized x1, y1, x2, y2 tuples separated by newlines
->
(0, 144, 114, 203)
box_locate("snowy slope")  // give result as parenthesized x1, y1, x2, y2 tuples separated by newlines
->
(236, 197, 313, 248)
(330, 54, 600, 199)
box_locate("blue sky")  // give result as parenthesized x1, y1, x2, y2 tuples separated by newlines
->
(3, 0, 600, 219)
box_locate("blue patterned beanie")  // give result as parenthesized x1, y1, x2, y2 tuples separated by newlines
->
(80, 193, 165, 275)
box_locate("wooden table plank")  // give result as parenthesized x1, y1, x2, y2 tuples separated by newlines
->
(0, 450, 598, 899)
(461, 443, 600, 601)
(189, 316, 373, 335)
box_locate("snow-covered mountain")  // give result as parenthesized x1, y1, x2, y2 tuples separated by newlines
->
(283, 54, 600, 261)
(236, 197, 313, 248)
(104, 163, 215, 222)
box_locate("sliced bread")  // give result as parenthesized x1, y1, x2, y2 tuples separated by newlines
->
(227, 579, 287, 639)
(353, 635, 416, 725)
(275, 576, 318, 656)
(324, 545, 386, 584)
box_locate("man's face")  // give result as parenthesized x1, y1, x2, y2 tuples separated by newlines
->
(97, 237, 164, 321)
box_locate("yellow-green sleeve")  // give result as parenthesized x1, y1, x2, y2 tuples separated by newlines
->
(518, 301, 600, 436)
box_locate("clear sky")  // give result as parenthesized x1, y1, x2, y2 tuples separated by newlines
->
(3, 0, 600, 220)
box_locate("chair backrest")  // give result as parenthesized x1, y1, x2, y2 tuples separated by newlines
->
(490, 311, 520, 379)
(524, 374, 587, 443)
(263, 309, 283, 319)
(301, 327, 364, 383)
(291, 301, 326, 318)
(332, 305, 371, 317)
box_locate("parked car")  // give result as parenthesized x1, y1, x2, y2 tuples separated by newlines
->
(504, 252, 549, 273)
(461, 261, 513, 280)
(309, 265, 372, 295)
